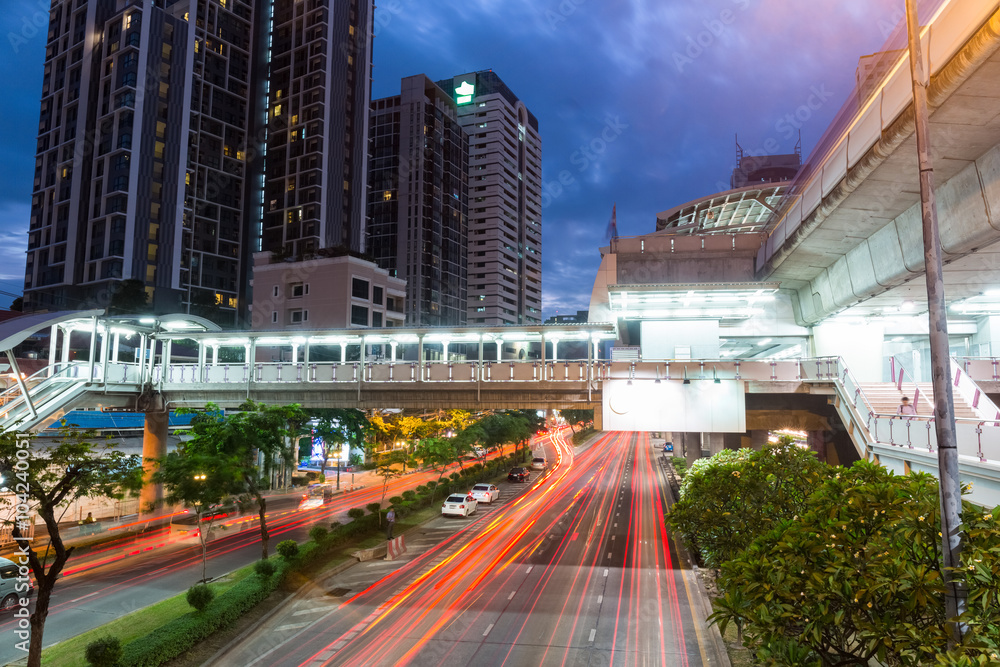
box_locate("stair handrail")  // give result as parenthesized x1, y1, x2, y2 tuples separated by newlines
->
(0, 362, 90, 414)
(954, 356, 1000, 382)
(949, 356, 1000, 421)
(887, 356, 934, 416)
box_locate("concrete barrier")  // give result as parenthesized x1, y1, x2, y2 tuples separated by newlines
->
(353, 542, 388, 562)
(386, 536, 406, 561)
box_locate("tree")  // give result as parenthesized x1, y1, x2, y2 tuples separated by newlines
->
(373, 451, 405, 525)
(666, 441, 830, 568)
(153, 448, 242, 582)
(710, 462, 1000, 665)
(0, 429, 141, 667)
(413, 437, 459, 501)
(561, 409, 593, 433)
(9, 297, 22, 312)
(107, 279, 150, 315)
(179, 401, 300, 560)
(310, 408, 369, 486)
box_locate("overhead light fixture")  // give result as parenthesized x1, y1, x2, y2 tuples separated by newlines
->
(757, 338, 772, 346)
(900, 301, 915, 312)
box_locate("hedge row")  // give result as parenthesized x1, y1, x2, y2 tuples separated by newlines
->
(571, 427, 595, 445)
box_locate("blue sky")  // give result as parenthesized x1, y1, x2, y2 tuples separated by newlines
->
(0, 0, 901, 315)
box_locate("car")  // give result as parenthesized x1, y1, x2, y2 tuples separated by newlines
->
(469, 483, 500, 504)
(508, 467, 530, 482)
(0, 557, 34, 612)
(441, 493, 478, 517)
(472, 447, 486, 458)
(663, 442, 674, 453)
(531, 457, 546, 470)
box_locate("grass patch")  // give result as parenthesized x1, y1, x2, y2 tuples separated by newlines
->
(41, 564, 256, 666)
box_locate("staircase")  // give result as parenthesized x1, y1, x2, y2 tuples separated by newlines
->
(857, 382, 979, 418)
(0, 363, 94, 432)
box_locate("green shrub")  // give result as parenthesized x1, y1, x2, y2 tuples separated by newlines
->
(185, 584, 214, 612)
(120, 569, 281, 666)
(276, 539, 299, 559)
(415, 485, 427, 494)
(449, 472, 461, 482)
(308, 525, 328, 542)
(253, 559, 277, 578)
(366, 502, 382, 514)
(346, 507, 365, 521)
(401, 490, 416, 501)
(425, 481, 437, 489)
(85, 636, 123, 667)
(388, 495, 403, 506)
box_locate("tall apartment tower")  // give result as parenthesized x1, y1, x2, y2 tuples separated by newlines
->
(24, 0, 256, 324)
(368, 75, 469, 327)
(23, 0, 373, 327)
(436, 71, 542, 326)
(258, 0, 373, 258)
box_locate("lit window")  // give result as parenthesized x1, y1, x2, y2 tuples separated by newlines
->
(273, 104, 282, 118)
(123, 14, 132, 29)
(382, 190, 391, 201)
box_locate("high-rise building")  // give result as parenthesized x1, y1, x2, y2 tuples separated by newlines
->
(436, 71, 542, 326)
(257, 0, 373, 259)
(22, 0, 373, 327)
(368, 75, 469, 327)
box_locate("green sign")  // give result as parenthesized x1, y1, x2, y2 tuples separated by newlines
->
(456, 80, 475, 105)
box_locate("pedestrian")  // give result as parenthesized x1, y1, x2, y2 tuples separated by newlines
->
(82, 512, 95, 525)
(897, 396, 917, 417)
(385, 508, 396, 540)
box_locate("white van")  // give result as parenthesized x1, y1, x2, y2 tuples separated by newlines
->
(0, 556, 34, 611)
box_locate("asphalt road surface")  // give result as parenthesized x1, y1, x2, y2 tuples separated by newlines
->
(0, 454, 504, 666)
(220, 430, 723, 667)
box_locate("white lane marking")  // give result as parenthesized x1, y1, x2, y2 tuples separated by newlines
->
(597, 595, 603, 603)
(276, 622, 311, 632)
(614, 523, 617, 527)
(611, 536, 615, 540)
(607, 553, 612, 559)
(589, 629, 597, 642)
(508, 591, 516, 600)
(604, 568, 609, 576)
(483, 623, 495, 636)
(526, 566, 533, 573)
(70, 591, 100, 603)
(332, 640, 346, 650)
(292, 606, 334, 616)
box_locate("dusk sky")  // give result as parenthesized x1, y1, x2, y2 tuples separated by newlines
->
(0, 0, 903, 316)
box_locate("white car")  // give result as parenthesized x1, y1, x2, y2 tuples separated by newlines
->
(472, 447, 486, 458)
(468, 483, 499, 504)
(531, 457, 547, 470)
(441, 494, 478, 517)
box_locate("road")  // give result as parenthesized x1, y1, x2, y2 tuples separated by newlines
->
(0, 453, 508, 665)
(224, 430, 723, 667)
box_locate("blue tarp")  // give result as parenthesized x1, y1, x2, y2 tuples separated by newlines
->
(45, 411, 198, 431)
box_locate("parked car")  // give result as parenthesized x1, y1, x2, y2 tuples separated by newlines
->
(0, 557, 33, 612)
(508, 467, 530, 482)
(441, 493, 478, 517)
(531, 457, 547, 470)
(469, 483, 500, 504)
(663, 442, 674, 453)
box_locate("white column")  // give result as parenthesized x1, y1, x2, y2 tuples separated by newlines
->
(552, 339, 559, 362)
(48, 325, 58, 376)
(211, 345, 219, 365)
(339, 342, 347, 363)
(592, 339, 600, 361)
(197, 341, 206, 382)
(496, 338, 503, 362)
(442, 341, 450, 362)
(99, 325, 109, 384)
(112, 331, 120, 363)
(61, 328, 71, 365)
(244, 342, 252, 364)
(290, 344, 299, 364)
(163, 340, 172, 367)
(390, 341, 398, 362)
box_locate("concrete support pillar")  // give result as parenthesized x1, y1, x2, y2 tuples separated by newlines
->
(749, 430, 769, 451)
(682, 432, 702, 467)
(593, 407, 603, 431)
(592, 340, 600, 361)
(551, 339, 559, 362)
(163, 340, 172, 368)
(704, 433, 726, 457)
(390, 341, 397, 362)
(724, 433, 743, 451)
(303, 343, 310, 365)
(807, 430, 828, 463)
(244, 342, 251, 365)
(139, 405, 169, 517)
(418, 335, 425, 380)
(290, 344, 298, 364)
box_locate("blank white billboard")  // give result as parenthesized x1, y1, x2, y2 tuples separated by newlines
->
(603, 379, 746, 432)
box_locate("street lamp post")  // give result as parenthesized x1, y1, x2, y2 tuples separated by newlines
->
(904, 0, 964, 644)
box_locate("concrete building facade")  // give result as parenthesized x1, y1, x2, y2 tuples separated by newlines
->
(368, 75, 469, 327)
(250, 250, 404, 331)
(436, 71, 543, 326)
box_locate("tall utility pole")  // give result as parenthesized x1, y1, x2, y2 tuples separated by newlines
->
(904, 0, 964, 644)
